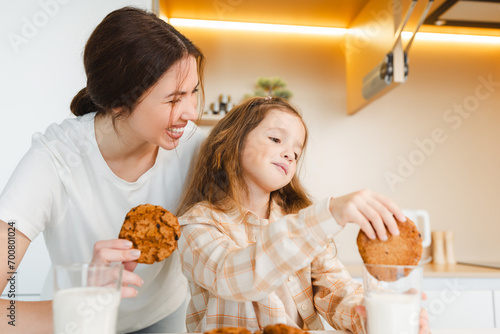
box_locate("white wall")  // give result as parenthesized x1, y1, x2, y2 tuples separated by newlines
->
(0, 0, 152, 298)
(0, 0, 152, 189)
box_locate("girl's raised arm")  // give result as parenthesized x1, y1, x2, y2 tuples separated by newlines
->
(179, 199, 340, 301)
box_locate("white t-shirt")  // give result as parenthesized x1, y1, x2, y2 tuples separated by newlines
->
(0, 112, 205, 332)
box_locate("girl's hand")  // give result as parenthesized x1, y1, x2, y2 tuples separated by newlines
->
(91, 239, 144, 298)
(329, 189, 406, 241)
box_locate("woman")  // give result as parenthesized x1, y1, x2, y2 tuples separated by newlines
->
(0, 7, 205, 333)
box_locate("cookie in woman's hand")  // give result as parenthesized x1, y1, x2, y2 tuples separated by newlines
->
(119, 204, 180, 264)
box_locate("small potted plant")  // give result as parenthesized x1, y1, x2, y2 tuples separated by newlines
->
(247, 77, 293, 100)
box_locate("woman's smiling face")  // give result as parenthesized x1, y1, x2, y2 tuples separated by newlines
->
(240, 108, 306, 198)
(124, 56, 199, 151)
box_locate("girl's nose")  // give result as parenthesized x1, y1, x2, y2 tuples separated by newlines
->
(282, 150, 293, 161)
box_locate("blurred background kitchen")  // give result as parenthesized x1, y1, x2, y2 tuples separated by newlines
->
(1, 0, 500, 328)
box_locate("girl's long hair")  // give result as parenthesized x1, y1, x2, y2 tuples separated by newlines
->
(177, 97, 312, 217)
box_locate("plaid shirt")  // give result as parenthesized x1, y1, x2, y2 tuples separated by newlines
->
(178, 198, 364, 333)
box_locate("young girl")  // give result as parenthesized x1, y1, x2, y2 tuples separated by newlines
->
(177, 97, 412, 333)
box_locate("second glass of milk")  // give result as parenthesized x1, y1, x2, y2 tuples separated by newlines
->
(362, 264, 423, 334)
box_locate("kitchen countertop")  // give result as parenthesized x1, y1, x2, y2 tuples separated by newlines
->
(331, 330, 500, 334)
(344, 263, 500, 278)
(158, 330, 500, 334)
(430, 330, 500, 334)
(152, 266, 500, 334)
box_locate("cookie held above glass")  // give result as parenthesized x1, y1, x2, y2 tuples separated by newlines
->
(357, 217, 423, 281)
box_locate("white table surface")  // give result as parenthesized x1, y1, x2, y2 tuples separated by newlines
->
(313, 330, 500, 334)
(310, 330, 500, 334)
(431, 330, 500, 334)
(158, 330, 500, 334)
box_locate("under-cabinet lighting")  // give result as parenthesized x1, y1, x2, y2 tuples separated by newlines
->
(167, 18, 500, 44)
(168, 18, 346, 36)
(402, 31, 500, 44)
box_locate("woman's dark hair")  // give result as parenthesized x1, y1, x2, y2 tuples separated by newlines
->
(70, 7, 205, 121)
(177, 96, 312, 217)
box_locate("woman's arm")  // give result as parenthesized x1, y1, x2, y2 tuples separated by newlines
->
(0, 220, 53, 333)
(0, 221, 144, 333)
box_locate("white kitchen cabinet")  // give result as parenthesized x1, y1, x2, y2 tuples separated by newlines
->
(349, 272, 500, 330)
(495, 291, 500, 328)
(423, 290, 494, 328)
(422, 278, 500, 329)
(322, 281, 497, 330)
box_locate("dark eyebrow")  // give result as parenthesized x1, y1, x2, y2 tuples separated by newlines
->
(164, 82, 199, 99)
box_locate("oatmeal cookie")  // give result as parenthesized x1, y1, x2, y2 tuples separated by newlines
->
(204, 328, 252, 334)
(260, 324, 308, 334)
(357, 217, 423, 281)
(118, 204, 180, 264)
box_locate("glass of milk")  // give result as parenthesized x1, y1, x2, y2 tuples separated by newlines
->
(362, 264, 423, 334)
(53, 263, 123, 334)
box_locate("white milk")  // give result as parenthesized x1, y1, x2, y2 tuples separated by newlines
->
(53, 287, 120, 334)
(365, 291, 420, 334)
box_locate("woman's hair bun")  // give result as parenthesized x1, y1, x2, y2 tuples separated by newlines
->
(70, 87, 100, 116)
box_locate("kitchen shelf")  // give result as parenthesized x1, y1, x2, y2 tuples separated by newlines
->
(198, 113, 224, 126)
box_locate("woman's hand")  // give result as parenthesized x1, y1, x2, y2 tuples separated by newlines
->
(91, 239, 144, 298)
(329, 189, 406, 241)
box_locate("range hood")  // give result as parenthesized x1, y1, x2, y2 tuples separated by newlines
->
(424, 0, 500, 29)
